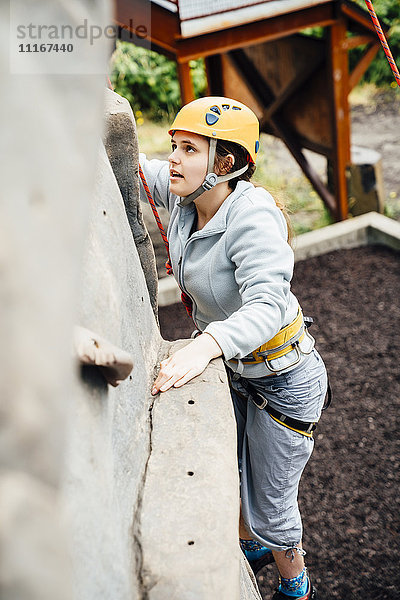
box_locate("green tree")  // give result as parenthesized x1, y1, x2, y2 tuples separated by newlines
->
(110, 42, 207, 121)
(302, 1, 399, 86)
(351, 0, 400, 86)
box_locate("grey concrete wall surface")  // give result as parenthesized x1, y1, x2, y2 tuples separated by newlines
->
(293, 211, 400, 261)
(65, 144, 261, 599)
(140, 341, 241, 600)
(63, 144, 162, 600)
(0, 1, 112, 598)
(0, 0, 262, 591)
(103, 89, 159, 320)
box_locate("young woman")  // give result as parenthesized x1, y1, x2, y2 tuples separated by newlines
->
(140, 97, 327, 600)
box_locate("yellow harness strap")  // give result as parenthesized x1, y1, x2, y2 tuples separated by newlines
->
(246, 309, 304, 365)
(268, 413, 314, 438)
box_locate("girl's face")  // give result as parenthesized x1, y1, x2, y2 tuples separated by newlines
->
(168, 131, 209, 197)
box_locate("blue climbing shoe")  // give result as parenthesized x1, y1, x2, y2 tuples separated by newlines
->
(271, 580, 317, 599)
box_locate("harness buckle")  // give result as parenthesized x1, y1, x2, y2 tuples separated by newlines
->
(263, 328, 316, 373)
(264, 343, 301, 373)
(253, 392, 268, 410)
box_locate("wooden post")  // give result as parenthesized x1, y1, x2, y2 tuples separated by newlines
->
(205, 55, 224, 95)
(328, 19, 351, 221)
(177, 60, 195, 105)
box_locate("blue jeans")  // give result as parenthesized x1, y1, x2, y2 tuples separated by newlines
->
(229, 349, 327, 551)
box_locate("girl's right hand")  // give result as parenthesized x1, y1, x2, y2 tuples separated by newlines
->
(151, 333, 222, 395)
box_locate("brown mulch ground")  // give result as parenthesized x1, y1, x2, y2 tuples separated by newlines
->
(158, 245, 400, 600)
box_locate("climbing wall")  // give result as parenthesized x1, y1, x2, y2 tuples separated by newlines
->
(0, 0, 262, 594)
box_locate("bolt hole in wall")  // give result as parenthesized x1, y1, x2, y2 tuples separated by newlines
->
(187, 471, 194, 476)
(188, 400, 195, 405)
(187, 541, 195, 546)
(103, 210, 106, 215)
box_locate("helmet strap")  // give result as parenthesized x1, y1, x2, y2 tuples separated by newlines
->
(178, 138, 249, 207)
(207, 137, 217, 172)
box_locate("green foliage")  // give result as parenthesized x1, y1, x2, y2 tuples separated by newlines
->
(109, 42, 207, 121)
(351, 0, 400, 86)
(302, 0, 400, 87)
(301, 26, 325, 39)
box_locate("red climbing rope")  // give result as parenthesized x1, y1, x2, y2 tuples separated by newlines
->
(107, 75, 193, 318)
(138, 165, 193, 319)
(138, 165, 173, 275)
(364, 0, 400, 88)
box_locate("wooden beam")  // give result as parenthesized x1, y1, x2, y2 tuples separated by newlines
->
(204, 55, 224, 96)
(229, 49, 336, 215)
(177, 61, 195, 104)
(262, 54, 325, 122)
(273, 125, 336, 214)
(349, 42, 380, 90)
(115, 0, 180, 56)
(263, 121, 334, 158)
(341, 34, 376, 50)
(175, 4, 336, 63)
(296, 136, 333, 160)
(340, 1, 387, 35)
(328, 19, 351, 221)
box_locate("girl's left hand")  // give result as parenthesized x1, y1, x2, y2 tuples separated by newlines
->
(151, 333, 222, 395)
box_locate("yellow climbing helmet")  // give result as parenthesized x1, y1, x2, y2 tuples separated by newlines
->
(168, 96, 260, 164)
(169, 97, 260, 206)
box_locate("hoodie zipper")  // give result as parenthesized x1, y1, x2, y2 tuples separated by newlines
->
(178, 222, 226, 322)
(178, 240, 197, 320)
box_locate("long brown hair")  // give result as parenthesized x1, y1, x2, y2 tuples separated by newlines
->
(215, 139, 293, 245)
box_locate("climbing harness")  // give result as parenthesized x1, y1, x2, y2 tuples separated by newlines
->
(229, 373, 318, 438)
(243, 309, 312, 368)
(138, 164, 194, 318)
(229, 370, 332, 439)
(227, 312, 332, 438)
(228, 309, 315, 377)
(364, 0, 400, 88)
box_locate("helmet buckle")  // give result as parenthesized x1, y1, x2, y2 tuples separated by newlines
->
(202, 173, 218, 191)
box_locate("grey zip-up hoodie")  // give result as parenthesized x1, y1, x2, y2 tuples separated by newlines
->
(140, 154, 302, 378)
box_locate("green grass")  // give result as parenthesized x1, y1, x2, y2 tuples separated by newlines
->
(136, 116, 171, 157)
(253, 144, 333, 235)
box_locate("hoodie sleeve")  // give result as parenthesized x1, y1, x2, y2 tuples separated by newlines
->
(139, 153, 174, 212)
(204, 190, 295, 360)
